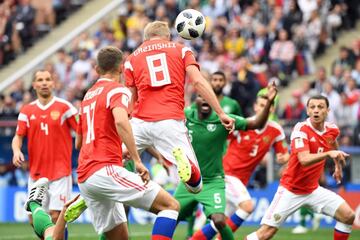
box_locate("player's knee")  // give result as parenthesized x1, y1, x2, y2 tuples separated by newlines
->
(167, 198, 180, 212)
(343, 210, 355, 225)
(239, 200, 254, 214)
(212, 213, 227, 230)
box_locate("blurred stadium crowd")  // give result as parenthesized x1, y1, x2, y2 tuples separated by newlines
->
(0, 0, 359, 187)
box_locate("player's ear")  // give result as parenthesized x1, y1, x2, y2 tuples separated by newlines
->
(95, 65, 100, 75)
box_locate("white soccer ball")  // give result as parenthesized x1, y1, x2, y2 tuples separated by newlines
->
(175, 9, 206, 40)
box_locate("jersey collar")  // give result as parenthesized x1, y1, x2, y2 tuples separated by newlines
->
(306, 118, 326, 135)
(97, 78, 113, 82)
(35, 96, 56, 110)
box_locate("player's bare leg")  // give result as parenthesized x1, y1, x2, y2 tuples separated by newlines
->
(173, 147, 202, 193)
(149, 188, 180, 239)
(104, 223, 128, 240)
(333, 202, 355, 240)
(226, 200, 253, 234)
(245, 225, 278, 240)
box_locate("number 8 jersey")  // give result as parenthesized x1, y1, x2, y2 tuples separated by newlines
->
(124, 39, 199, 121)
(16, 97, 78, 181)
(77, 79, 132, 183)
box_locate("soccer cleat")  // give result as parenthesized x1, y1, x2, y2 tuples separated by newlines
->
(64, 195, 87, 223)
(173, 147, 191, 182)
(291, 225, 308, 234)
(25, 177, 49, 211)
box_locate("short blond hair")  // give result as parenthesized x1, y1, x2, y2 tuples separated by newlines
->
(143, 21, 170, 40)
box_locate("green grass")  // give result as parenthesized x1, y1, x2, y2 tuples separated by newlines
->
(0, 223, 359, 239)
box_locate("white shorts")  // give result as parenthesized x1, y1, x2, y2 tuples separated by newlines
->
(28, 175, 72, 213)
(79, 165, 161, 234)
(130, 118, 198, 167)
(225, 175, 252, 216)
(261, 185, 345, 228)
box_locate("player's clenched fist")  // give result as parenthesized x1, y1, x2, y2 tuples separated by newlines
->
(12, 150, 25, 167)
(135, 162, 150, 184)
(266, 81, 278, 103)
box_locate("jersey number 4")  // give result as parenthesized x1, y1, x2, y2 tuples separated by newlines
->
(83, 101, 96, 144)
(146, 53, 171, 87)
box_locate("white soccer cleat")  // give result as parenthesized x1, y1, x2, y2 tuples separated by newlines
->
(25, 177, 49, 211)
(291, 225, 308, 234)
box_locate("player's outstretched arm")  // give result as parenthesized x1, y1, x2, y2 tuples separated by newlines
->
(12, 134, 25, 167)
(297, 149, 349, 167)
(186, 65, 234, 131)
(112, 107, 150, 183)
(246, 82, 278, 130)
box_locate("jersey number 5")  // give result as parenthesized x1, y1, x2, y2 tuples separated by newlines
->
(83, 101, 96, 144)
(146, 53, 171, 87)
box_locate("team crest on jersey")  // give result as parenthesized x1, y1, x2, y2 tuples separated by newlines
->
(263, 136, 270, 144)
(273, 214, 282, 223)
(50, 110, 60, 120)
(326, 137, 335, 145)
(207, 124, 216, 132)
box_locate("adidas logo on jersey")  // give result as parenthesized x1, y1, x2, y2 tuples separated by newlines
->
(310, 137, 316, 142)
(30, 114, 36, 120)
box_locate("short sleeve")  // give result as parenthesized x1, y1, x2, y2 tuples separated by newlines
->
(124, 59, 135, 87)
(290, 126, 309, 153)
(16, 111, 29, 136)
(273, 140, 288, 154)
(230, 114, 247, 131)
(106, 87, 132, 113)
(76, 111, 82, 135)
(182, 47, 199, 69)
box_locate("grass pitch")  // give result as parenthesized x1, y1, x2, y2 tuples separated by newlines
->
(0, 223, 359, 239)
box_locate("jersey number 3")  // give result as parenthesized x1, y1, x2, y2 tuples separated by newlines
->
(146, 53, 171, 87)
(83, 101, 96, 144)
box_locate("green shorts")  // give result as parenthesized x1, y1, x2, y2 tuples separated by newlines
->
(174, 178, 226, 220)
(124, 160, 135, 172)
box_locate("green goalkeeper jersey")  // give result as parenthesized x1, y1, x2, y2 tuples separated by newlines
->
(185, 107, 247, 180)
(190, 96, 243, 116)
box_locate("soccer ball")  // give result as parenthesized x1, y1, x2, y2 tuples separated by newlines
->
(175, 9, 206, 40)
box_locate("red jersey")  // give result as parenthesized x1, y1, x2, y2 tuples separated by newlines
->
(223, 120, 287, 185)
(16, 97, 78, 181)
(124, 39, 199, 121)
(280, 118, 340, 194)
(77, 79, 131, 183)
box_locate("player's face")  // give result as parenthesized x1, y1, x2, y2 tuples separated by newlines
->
(254, 97, 273, 115)
(307, 99, 329, 123)
(210, 74, 225, 95)
(32, 71, 54, 99)
(195, 95, 211, 114)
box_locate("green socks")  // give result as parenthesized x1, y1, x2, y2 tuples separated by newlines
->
(219, 225, 234, 240)
(99, 233, 107, 240)
(29, 201, 55, 238)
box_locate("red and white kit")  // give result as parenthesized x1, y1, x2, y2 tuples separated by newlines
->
(17, 97, 77, 210)
(77, 79, 161, 234)
(223, 121, 287, 214)
(124, 39, 200, 167)
(262, 119, 345, 227)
